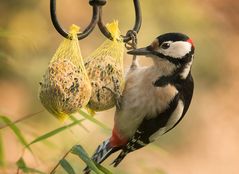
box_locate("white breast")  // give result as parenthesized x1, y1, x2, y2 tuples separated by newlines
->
(115, 67, 178, 138)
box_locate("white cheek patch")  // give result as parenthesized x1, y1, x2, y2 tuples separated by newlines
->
(158, 41, 192, 59)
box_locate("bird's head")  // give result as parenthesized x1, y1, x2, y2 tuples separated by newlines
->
(128, 33, 195, 67)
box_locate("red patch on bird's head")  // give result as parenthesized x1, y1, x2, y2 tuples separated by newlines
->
(187, 38, 194, 48)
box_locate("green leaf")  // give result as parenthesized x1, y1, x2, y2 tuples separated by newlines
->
(71, 145, 104, 174)
(27, 119, 84, 147)
(16, 157, 27, 171)
(78, 110, 110, 131)
(95, 163, 113, 174)
(0, 132, 4, 166)
(69, 115, 89, 132)
(60, 159, 76, 174)
(0, 115, 30, 151)
(17, 157, 46, 174)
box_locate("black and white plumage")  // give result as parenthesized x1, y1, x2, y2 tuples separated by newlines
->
(84, 33, 195, 173)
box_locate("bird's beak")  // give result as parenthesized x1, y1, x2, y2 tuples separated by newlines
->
(127, 47, 152, 56)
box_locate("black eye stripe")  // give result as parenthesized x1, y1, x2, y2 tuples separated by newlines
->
(150, 49, 194, 65)
(161, 43, 170, 49)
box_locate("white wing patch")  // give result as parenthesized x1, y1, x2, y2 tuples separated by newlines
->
(149, 100, 184, 142)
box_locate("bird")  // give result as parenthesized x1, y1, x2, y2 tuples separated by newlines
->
(84, 32, 195, 173)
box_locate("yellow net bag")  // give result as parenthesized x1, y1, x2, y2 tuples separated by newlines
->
(85, 21, 124, 111)
(39, 24, 92, 121)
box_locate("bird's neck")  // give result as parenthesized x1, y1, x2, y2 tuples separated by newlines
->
(152, 58, 193, 87)
(179, 57, 193, 79)
(152, 59, 178, 77)
(152, 55, 193, 78)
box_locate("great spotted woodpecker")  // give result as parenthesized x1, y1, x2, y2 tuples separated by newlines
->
(84, 33, 195, 173)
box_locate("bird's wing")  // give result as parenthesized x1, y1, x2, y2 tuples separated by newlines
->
(112, 93, 182, 167)
(165, 73, 194, 133)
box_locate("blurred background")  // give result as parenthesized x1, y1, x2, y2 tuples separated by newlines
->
(1, 0, 239, 173)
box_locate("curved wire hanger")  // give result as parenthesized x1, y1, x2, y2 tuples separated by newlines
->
(98, 0, 142, 42)
(50, 0, 142, 43)
(50, 0, 100, 40)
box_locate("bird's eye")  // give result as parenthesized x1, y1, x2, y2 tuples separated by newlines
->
(161, 43, 170, 49)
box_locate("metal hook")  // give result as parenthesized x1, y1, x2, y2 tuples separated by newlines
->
(50, 0, 100, 40)
(98, 0, 142, 43)
(50, 0, 141, 42)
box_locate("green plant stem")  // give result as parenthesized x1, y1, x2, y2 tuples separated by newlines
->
(0, 110, 44, 129)
(50, 148, 72, 174)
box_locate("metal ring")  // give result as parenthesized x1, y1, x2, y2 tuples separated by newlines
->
(97, 0, 142, 42)
(50, 0, 99, 40)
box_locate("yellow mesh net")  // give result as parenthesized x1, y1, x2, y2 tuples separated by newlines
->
(85, 21, 125, 111)
(39, 24, 92, 121)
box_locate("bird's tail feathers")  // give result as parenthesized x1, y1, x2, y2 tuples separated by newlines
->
(111, 150, 128, 167)
(83, 139, 120, 174)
